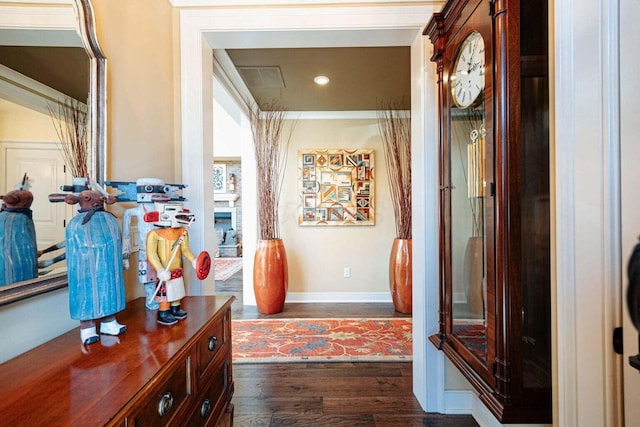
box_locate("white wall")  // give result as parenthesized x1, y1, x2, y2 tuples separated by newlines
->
(279, 116, 395, 300)
(0, 289, 76, 362)
(0, 99, 56, 142)
(213, 76, 243, 159)
(228, 113, 397, 304)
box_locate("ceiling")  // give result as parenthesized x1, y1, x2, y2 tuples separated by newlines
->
(225, 46, 411, 111)
(0, 46, 89, 102)
(0, 46, 410, 112)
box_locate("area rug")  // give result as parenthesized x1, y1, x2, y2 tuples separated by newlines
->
(214, 257, 243, 281)
(232, 318, 412, 364)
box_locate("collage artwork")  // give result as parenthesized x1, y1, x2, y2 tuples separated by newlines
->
(298, 149, 374, 226)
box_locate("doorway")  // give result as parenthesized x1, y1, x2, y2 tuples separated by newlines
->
(177, 2, 443, 413)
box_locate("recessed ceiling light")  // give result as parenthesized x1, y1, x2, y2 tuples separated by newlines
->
(313, 75, 330, 85)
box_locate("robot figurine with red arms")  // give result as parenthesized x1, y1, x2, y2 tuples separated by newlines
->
(144, 202, 210, 326)
(105, 178, 187, 311)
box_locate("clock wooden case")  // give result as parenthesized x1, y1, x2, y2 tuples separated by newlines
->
(425, 0, 551, 423)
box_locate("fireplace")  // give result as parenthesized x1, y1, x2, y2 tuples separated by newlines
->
(214, 207, 240, 257)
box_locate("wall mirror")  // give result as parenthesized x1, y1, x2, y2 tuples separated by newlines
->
(0, 0, 106, 306)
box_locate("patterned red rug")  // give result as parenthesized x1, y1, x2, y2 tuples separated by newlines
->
(214, 257, 242, 281)
(232, 318, 412, 363)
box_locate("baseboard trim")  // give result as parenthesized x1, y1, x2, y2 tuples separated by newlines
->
(285, 292, 392, 303)
(443, 390, 473, 415)
(471, 395, 503, 427)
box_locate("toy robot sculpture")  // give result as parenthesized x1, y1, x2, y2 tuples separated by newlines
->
(50, 182, 127, 345)
(0, 174, 37, 286)
(105, 178, 186, 311)
(144, 202, 210, 326)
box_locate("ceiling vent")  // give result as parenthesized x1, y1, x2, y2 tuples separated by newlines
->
(237, 66, 285, 89)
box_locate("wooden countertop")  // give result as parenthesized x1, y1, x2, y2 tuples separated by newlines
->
(0, 296, 234, 426)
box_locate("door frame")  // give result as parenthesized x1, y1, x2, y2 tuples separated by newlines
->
(175, 1, 445, 413)
(620, 0, 640, 424)
(553, 0, 624, 425)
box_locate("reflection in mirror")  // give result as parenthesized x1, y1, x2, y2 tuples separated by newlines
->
(450, 103, 488, 362)
(0, 0, 106, 306)
(0, 50, 88, 278)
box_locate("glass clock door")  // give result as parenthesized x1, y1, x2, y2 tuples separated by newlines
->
(449, 102, 488, 364)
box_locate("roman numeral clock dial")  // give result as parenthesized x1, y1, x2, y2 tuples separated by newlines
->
(451, 31, 485, 109)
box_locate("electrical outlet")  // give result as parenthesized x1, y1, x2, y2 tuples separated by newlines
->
(343, 267, 351, 278)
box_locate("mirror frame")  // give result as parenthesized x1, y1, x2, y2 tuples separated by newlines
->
(0, 0, 106, 307)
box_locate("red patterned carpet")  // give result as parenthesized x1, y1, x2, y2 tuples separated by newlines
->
(232, 318, 412, 363)
(214, 257, 243, 281)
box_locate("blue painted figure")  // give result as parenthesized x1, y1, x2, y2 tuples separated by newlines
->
(59, 188, 127, 345)
(0, 175, 37, 286)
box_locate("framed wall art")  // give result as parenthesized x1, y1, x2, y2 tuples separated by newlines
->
(213, 163, 226, 193)
(298, 149, 374, 226)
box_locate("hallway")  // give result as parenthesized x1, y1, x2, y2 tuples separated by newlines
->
(215, 270, 479, 426)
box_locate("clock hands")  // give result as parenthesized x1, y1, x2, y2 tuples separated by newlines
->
(452, 33, 485, 107)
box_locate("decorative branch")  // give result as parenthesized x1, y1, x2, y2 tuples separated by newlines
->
(247, 100, 297, 240)
(377, 99, 412, 239)
(48, 97, 89, 178)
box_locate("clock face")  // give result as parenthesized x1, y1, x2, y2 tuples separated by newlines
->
(451, 31, 485, 109)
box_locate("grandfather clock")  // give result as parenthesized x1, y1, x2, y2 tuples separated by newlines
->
(425, 0, 551, 423)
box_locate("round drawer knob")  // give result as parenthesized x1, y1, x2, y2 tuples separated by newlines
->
(208, 336, 218, 351)
(157, 392, 174, 417)
(200, 398, 212, 418)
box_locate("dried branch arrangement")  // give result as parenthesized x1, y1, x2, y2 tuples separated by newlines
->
(377, 99, 412, 239)
(247, 100, 296, 240)
(48, 97, 89, 178)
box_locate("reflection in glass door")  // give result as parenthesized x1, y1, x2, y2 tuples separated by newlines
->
(450, 105, 487, 362)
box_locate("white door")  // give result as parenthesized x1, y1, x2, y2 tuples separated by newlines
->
(1, 142, 68, 251)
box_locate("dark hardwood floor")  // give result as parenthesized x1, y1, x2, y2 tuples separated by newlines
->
(215, 264, 479, 427)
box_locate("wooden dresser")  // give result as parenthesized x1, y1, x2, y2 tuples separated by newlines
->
(0, 296, 234, 426)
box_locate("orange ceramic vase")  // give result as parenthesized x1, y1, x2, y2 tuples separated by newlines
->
(463, 236, 485, 317)
(253, 239, 288, 314)
(389, 238, 412, 314)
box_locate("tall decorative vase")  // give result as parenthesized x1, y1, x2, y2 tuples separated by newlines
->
(389, 238, 412, 314)
(463, 236, 484, 317)
(253, 239, 288, 314)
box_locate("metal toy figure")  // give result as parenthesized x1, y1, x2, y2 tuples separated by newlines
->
(105, 178, 186, 310)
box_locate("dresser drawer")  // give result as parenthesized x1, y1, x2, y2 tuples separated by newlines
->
(186, 360, 230, 427)
(129, 356, 192, 427)
(198, 310, 229, 378)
